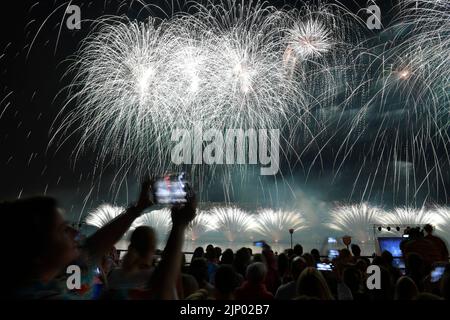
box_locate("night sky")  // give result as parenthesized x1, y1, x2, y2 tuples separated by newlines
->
(1, 0, 448, 223)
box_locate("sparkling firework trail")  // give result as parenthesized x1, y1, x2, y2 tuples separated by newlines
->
(429, 206, 450, 242)
(85, 203, 125, 228)
(253, 209, 307, 243)
(13, 0, 450, 210)
(53, 0, 306, 181)
(186, 211, 216, 241)
(341, 0, 450, 205)
(384, 206, 441, 227)
(327, 203, 386, 243)
(209, 206, 255, 242)
(48, 0, 368, 199)
(131, 208, 172, 239)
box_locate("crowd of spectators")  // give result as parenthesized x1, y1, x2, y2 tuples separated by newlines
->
(1, 181, 449, 300)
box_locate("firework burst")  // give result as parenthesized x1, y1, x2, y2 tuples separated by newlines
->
(253, 209, 307, 243)
(327, 203, 386, 243)
(328, 0, 450, 205)
(285, 19, 333, 60)
(209, 207, 255, 242)
(34, 0, 449, 206)
(383, 207, 439, 226)
(53, 0, 307, 183)
(85, 203, 125, 228)
(131, 208, 172, 239)
(84, 203, 131, 240)
(186, 211, 216, 241)
(429, 206, 450, 241)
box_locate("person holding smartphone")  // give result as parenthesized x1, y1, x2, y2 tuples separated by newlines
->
(2, 177, 196, 300)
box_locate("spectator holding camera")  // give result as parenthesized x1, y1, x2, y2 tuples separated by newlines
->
(1, 178, 196, 300)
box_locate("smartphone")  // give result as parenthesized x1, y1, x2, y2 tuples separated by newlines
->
(430, 266, 446, 283)
(328, 249, 339, 260)
(153, 173, 188, 205)
(317, 262, 334, 272)
(327, 237, 337, 244)
(253, 241, 265, 248)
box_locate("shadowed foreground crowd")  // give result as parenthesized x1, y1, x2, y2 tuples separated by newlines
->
(1, 181, 449, 300)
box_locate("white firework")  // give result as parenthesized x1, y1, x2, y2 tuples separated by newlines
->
(334, 0, 450, 204)
(253, 209, 307, 243)
(280, 2, 365, 146)
(432, 206, 450, 231)
(209, 207, 255, 242)
(85, 203, 125, 228)
(383, 207, 439, 227)
(286, 19, 333, 59)
(131, 208, 172, 239)
(186, 211, 216, 241)
(327, 203, 386, 243)
(84, 203, 131, 240)
(368, 0, 449, 128)
(53, 1, 305, 181)
(429, 206, 450, 242)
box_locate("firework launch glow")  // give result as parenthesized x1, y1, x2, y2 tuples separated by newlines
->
(83, 203, 450, 248)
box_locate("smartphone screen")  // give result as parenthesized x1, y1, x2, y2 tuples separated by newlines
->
(431, 266, 445, 283)
(154, 173, 187, 205)
(317, 263, 333, 271)
(328, 249, 339, 260)
(253, 241, 265, 248)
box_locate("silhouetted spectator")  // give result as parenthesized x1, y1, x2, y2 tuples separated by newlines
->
(234, 262, 274, 300)
(253, 253, 265, 263)
(402, 227, 442, 273)
(440, 268, 450, 300)
(369, 266, 394, 301)
(277, 253, 289, 283)
(234, 247, 252, 278)
(341, 265, 367, 301)
(276, 256, 307, 300)
(215, 247, 222, 261)
(205, 246, 218, 284)
(415, 292, 443, 300)
(189, 258, 214, 297)
(220, 248, 234, 265)
(296, 267, 334, 300)
(356, 258, 369, 275)
(424, 224, 449, 262)
(405, 252, 426, 291)
(395, 276, 418, 300)
(147, 187, 198, 300)
(214, 265, 238, 300)
(294, 244, 303, 257)
(310, 249, 321, 263)
(285, 249, 294, 258)
(262, 246, 281, 294)
(338, 248, 353, 265)
(351, 244, 361, 259)
(381, 250, 402, 283)
(2, 181, 158, 299)
(192, 247, 204, 260)
(180, 273, 199, 299)
(302, 253, 315, 267)
(107, 226, 156, 298)
(186, 289, 211, 300)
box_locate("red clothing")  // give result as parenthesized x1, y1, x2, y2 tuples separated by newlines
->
(234, 281, 274, 300)
(425, 234, 449, 262)
(262, 250, 281, 294)
(402, 238, 442, 270)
